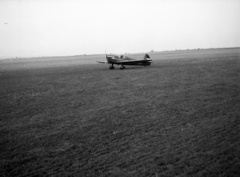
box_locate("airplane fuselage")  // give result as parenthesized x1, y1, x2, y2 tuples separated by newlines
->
(97, 53, 151, 69)
(106, 57, 151, 66)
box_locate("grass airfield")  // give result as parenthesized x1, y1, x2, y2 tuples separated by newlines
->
(1, 48, 240, 176)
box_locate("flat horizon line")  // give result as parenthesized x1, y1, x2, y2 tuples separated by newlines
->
(0, 47, 239, 60)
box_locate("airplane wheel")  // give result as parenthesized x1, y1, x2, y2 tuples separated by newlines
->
(109, 65, 115, 69)
(120, 66, 125, 70)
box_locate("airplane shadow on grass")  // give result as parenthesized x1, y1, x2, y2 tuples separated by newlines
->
(97, 65, 159, 71)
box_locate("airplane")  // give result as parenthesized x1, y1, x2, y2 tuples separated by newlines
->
(98, 53, 152, 69)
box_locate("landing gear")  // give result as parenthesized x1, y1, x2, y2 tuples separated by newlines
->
(109, 64, 115, 69)
(120, 65, 126, 70)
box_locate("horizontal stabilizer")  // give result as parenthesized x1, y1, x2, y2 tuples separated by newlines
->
(97, 61, 107, 64)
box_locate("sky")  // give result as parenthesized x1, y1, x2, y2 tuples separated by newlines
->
(0, 0, 239, 58)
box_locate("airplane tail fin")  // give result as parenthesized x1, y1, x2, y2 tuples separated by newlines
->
(144, 54, 150, 60)
(105, 54, 111, 63)
(97, 55, 110, 64)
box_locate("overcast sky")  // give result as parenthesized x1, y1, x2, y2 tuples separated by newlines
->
(0, 0, 239, 58)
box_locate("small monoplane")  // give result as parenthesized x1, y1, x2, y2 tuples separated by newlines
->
(98, 54, 151, 69)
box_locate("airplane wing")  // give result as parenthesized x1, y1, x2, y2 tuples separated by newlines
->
(115, 59, 152, 64)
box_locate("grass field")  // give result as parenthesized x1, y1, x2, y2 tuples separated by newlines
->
(1, 48, 240, 176)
